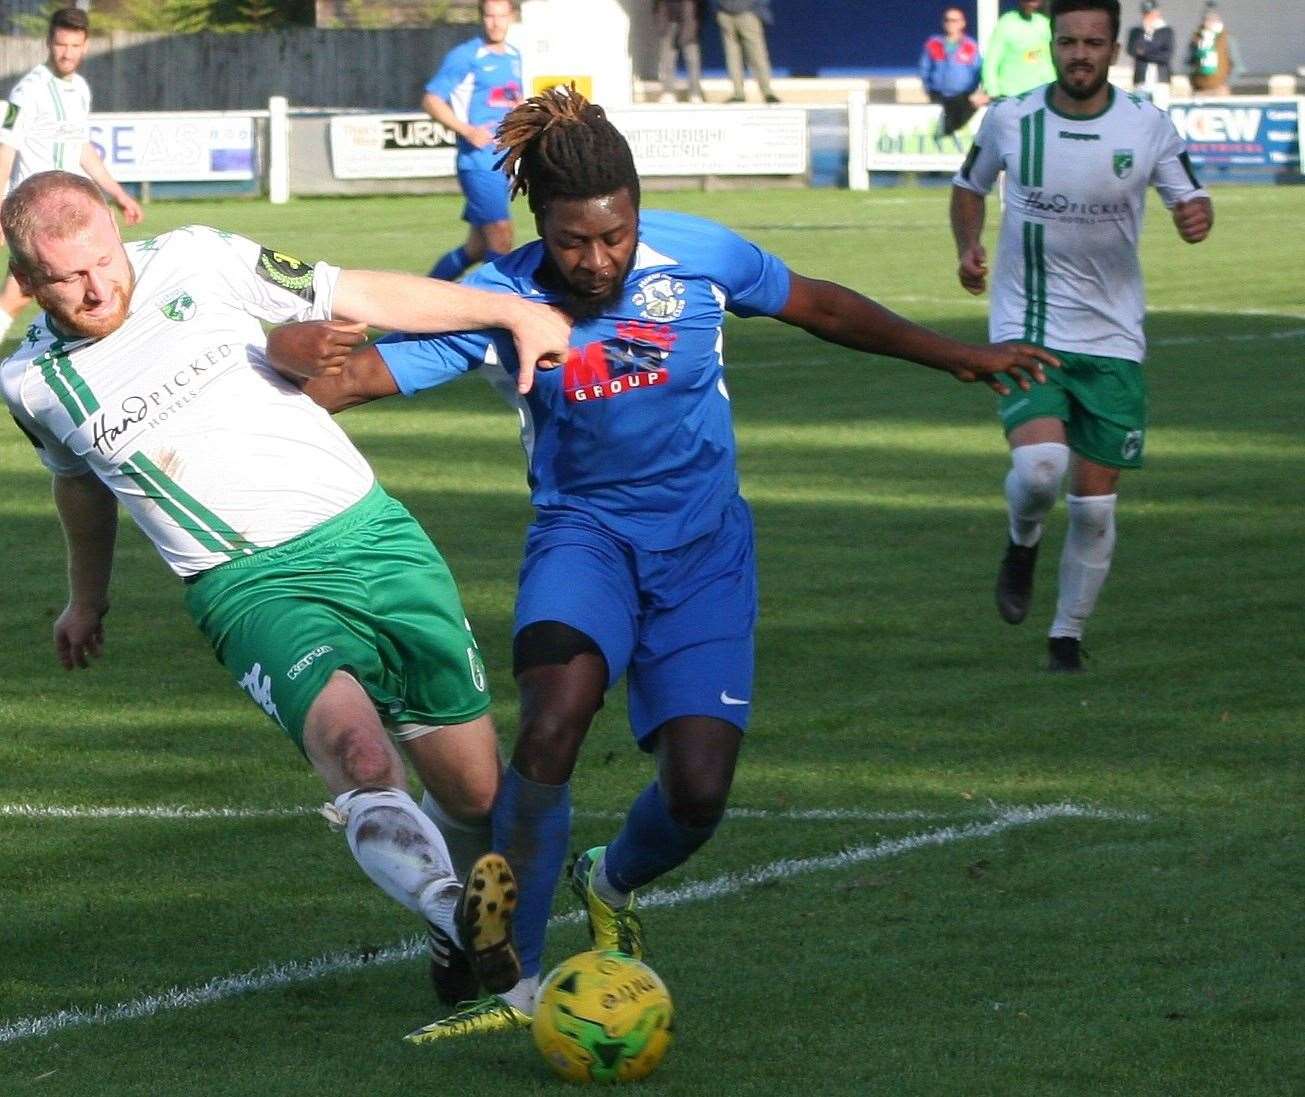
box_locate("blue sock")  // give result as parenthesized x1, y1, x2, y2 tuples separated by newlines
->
(604, 781, 720, 893)
(429, 245, 471, 281)
(491, 765, 570, 978)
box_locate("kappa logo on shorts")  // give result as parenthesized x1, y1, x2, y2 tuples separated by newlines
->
(1121, 429, 1144, 461)
(238, 661, 285, 728)
(287, 644, 334, 681)
(467, 647, 488, 692)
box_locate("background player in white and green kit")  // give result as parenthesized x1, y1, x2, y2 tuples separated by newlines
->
(1, 171, 571, 1014)
(950, 0, 1212, 671)
(0, 8, 143, 341)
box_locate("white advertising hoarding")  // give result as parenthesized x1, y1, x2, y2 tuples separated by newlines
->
(328, 108, 808, 181)
(864, 103, 986, 172)
(90, 113, 256, 182)
(611, 108, 807, 177)
(329, 113, 458, 180)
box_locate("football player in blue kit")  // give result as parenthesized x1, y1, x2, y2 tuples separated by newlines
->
(267, 88, 1058, 1041)
(423, 0, 522, 281)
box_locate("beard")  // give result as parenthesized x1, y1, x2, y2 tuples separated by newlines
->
(538, 255, 633, 323)
(557, 278, 627, 323)
(42, 278, 133, 340)
(1057, 65, 1109, 100)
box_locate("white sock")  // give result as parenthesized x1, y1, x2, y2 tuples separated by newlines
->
(419, 789, 491, 882)
(499, 974, 541, 1015)
(335, 786, 462, 940)
(1005, 442, 1069, 546)
(1050, 493, 1117, 639)
(592, 849, 632, 909)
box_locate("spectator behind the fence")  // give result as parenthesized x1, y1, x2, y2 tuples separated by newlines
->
(1126, 1, 1174, 98)
(655, 1, 707, 103)
(981, 0, 1055, 100)
(920, 6, 989, 136)
(713, 0, 780, 104)
(1188, 1, 1241, 97)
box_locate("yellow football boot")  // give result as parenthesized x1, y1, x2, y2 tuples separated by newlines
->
(569, 846, 645, 958)
(404, 995, 530, 1044)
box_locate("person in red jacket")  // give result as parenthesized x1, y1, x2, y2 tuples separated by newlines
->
(919, 7, 989, 135)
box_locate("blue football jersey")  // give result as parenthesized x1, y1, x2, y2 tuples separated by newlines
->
(377, 210, 793, 550)
(425, 38, 523, 171)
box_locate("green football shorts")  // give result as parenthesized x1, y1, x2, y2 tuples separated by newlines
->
(183, 482, 490, 751)
(997, 347, 1147, 469)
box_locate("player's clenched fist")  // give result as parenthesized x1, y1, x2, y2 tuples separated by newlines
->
(958, 244, 988, 295)
(1172, 197, 1213, 244)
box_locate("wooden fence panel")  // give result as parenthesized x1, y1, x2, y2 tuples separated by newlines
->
(0, 27, 473, 111)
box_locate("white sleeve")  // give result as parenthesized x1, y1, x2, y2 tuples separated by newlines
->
(1150, 112, 1208, 209)
(0, 81, 34, 149)
(203, 228, 341, 324)
(3, 375, 91, 477)
(952, 105, 1003, 195)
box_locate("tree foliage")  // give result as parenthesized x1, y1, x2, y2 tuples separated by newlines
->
(11, 0, 318, 35)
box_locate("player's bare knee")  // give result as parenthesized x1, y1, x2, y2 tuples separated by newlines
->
(1012, 442, 1069, 503)
(514, 712, 586, 783)
(663, 777, 729, 830)
(330, 724, 402, 789)
(437, 773, 498, 820)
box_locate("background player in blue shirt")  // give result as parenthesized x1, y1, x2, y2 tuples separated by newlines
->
(268, 88, 1056, 1042)
(422, 0, 522, 282)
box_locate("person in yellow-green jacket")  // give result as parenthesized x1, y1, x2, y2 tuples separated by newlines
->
(982, 0, 1056, 98)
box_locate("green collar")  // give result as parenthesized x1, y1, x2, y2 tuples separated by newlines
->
(1044, 83, 1116, 121)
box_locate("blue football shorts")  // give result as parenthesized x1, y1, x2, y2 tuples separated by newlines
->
(514, 496, 758, 746)
(458, 166, 511, 225)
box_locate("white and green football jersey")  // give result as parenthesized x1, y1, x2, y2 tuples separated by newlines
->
(953, 84, 1207, 362)
(0, 63, 93, 187)
(2, 227, 376, 577)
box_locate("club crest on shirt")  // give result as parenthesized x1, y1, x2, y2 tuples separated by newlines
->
(158, 290, 197, 323)
(1113, 149, 1134, 179)
(632, 273, 686, 322)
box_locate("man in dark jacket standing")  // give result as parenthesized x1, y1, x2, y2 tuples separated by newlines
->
(1126, 1, 1174, 100)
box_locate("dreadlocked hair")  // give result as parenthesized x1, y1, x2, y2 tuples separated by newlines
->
(496, 86, 640, 216)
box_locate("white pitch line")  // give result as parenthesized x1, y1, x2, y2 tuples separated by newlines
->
(0, 803, 947, 824)
(0, 801, 1141, 1046)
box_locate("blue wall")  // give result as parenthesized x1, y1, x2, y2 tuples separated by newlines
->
(699, 1, 980, 77)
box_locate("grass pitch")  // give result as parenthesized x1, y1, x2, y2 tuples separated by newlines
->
(1, 186, 1303, 1095)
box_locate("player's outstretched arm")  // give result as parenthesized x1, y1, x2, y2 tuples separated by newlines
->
(51, 471, 117, 670)
(1172, 196, 1213, 244)
(776, 273, 1058, 396)
(332, 269, 569, 393)
(950, 186, 988, 294)
(79, 145, 144, 225)
(266, 322, 398, 413)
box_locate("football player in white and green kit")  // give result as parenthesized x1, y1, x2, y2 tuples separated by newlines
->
(0, 8, 143, 341)
(950, 0, 1212, 671)
(1, 171, 571, 1012)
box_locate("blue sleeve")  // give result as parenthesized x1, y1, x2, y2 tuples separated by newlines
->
(425, 42, 472, 100)
(918, 46, 933, 88)
(707, 224, 792, 319)
(376, 328, 511, 397)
